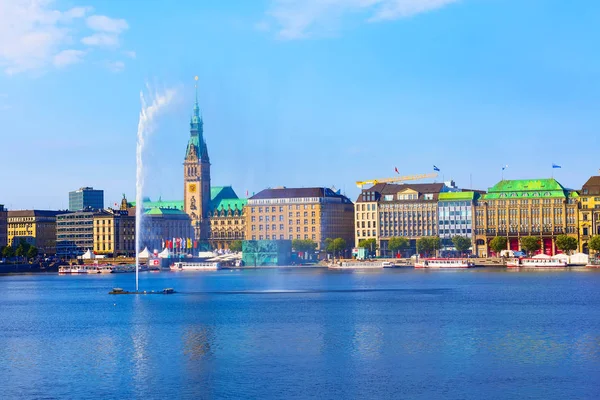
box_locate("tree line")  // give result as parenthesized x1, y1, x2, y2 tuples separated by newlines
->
(1, 240, 39, 262)
(488, 234, 600, 256)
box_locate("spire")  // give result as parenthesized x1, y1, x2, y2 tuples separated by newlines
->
(186, 76, 209, 163)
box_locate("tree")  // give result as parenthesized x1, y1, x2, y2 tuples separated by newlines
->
(452, 236, 472, 254)
(229, 240, 242, 252)
(555, 235, 578, 254)
(2, 246, 14, 259)
(292, 239, 317, 253)
(520, 236, 541, 255)
(15, 239, 31, 259)
(489, 237, 507, 255)
(326, 238, 347, 258)
(416, 236, 441, 257)
(27, 246, 39, 260)
(358, 238, 378, 254)
(388, 237, 409, 257)
(589, 235, 600, 253)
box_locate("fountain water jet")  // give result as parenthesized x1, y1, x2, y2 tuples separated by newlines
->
(135, 85, 176, 291)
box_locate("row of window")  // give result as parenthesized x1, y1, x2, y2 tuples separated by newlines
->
(250, 234, 316, 241)
(251, 204, 317, 213)
(251, 225, 317, 233)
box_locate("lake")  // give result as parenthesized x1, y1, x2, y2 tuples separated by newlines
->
(1, 268, 599, 399)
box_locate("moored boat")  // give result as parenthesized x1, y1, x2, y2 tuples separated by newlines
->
(329, 261, 384, 269)
(414, 258, 474, 268)
(170, 262, 220, 271)
(506, 258, 567, 268)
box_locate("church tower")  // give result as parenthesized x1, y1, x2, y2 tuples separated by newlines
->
(184, 77, 211, 240)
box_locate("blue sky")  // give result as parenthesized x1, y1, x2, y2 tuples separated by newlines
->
(1, 0, 599, 210)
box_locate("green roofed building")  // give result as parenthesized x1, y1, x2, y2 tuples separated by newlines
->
(473, 178, 579, 257)
(438, 191, 481, 253)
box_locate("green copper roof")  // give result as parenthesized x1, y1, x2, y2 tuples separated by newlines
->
(144, 207, 188, 216)
(438, 192, 478, 201)
(482, 179, 573, 199)
(131, 187, 246, 213)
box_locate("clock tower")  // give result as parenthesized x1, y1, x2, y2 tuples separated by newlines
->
(184, 77, 211, 240)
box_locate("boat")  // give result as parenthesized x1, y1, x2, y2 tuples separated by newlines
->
(328, 261, 384, 269)
(506, 258, 567, 268)
(58, 266, 71, 274)
(69, 266, 87, 274)
(98, 265, 113, 274)
(170, 261, 220, 271)
(414, 258, 474, 268)
(111, 265, 136, 273)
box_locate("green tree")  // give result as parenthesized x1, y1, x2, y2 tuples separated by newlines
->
(292, 239, 318, 253)
(555, 235, 578, 254)
(388, 237, 409, 257)
(358, 238, 378, 254)
(416, 236, 441, 257)
(2, 246, 15, 259)
(27, 246, 39, 260)
(520, 236, 541, 255)
(452, 236, 472, 254)
(489, 237, 507, 255)
(229, 240, 243, 252)
(326, 238, 347, 258)
(589, 235, 600, 253)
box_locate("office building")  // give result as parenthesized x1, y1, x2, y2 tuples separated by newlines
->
(7, 210, 62, 255)
(69, 187, 104, 211)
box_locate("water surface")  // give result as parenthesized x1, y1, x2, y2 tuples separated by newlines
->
(1, 268, 599, 399)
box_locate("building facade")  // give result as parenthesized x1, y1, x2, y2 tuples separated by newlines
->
(141, 208, 194, 253)
(579, 175, 600, 254)
(474, 179, 579, 257)
(69, 187, 104, 211)
(208, 187, 247, 249)
(7, 210, 62, 255)
(438, 191, 479, 251)
(183, 87, 211, 241)
(0, 205, 7, 247)
(93, 209, 135, 257)
(56, 211, 94, 258)
(355, 183, 450, 256)
(246, 187, 354, 251)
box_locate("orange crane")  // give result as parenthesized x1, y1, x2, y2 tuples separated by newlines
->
(355, 172, 438, 189)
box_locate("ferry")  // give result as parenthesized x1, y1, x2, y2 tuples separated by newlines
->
(414, 258, 474, 269)
(58, 266, 71, 274)
(506, 258, 567, 268)
(170, 262, 220, 271)
(329, 261, 385, 269)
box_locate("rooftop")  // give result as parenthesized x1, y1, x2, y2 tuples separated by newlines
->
(483, 178, 574, 199)
(251, 187, 350, 202)
(582, 176, 600, 195)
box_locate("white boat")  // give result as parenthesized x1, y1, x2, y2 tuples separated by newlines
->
(70, 266, 87, 274)
(98, 265, 113, 274)
(414, 258, 474, 268)
(506, 258, 567, 268)
(329, 261, 384, 269)
(170, 262, 220, 271)
(58, 266, 71, 274)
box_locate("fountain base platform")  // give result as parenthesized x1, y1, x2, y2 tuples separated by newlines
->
(109, 288, 176, 295)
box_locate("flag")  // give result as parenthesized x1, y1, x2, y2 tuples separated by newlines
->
(502, 165, 509, 171)
(193, 240, 198, 249)
(161, 239, 165, 249)
(552, 163, 561, 169)
(433, 165, 440, 172)
(394, 167, 399, 174)
(246, 190, 249, 197)
(187, 238, 192, 249)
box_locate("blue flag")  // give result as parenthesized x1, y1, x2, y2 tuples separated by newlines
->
(502, 165, 509, 171)
(433, 165, 440, 172)
(552, 163, 561, 169)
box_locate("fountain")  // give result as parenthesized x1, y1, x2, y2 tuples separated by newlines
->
(135, 85, 176, 291)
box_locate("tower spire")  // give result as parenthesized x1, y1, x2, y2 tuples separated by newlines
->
(194, 75, 199, 107)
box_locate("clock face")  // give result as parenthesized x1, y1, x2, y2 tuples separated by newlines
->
(189, 183, 197, 193)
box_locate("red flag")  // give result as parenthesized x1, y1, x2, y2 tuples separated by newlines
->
(394, 167, 399, 174)
(193, 240, 198, 249)
(246, 190, 249, 197)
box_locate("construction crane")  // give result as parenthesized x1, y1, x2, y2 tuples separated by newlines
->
(356, 172, 438, 189)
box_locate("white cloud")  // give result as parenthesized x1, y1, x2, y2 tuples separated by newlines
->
(0, 0, 130, 75)
(53, 49, 86, 67)
(81, 33, 119, 47)
(106, 60, 125, 73)
(123, 50, 136, 59)
(86, 15, 129, 33)
(264, 0, 459, 39)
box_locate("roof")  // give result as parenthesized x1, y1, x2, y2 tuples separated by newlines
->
(438, 191, 478, 201)
(8, 210, 64, 218)
(356, 183, 446, 203)
(212, 198, 247, 212)
(482, 178, 573, 199)
(130, 186, 246, 213)
(144, 208, 190, 217)
(250, 187, 351, 202)
(582, 176, 600, 195)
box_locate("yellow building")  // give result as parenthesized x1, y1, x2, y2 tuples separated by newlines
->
(93, 209, 135, 256)
(579, 175, 600, 254)
(245, 187, 354, 251)
(7, 210, 61, 255)
(474, 179, 579, 256)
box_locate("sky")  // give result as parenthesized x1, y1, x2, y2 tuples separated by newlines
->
(0, 0, 599, 210)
